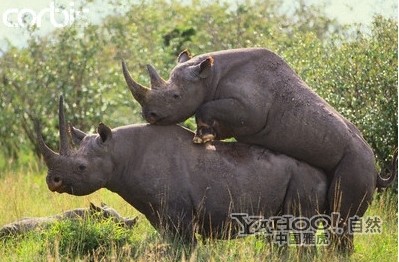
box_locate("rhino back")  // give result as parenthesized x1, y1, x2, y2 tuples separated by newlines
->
(202, 48, 355, 170)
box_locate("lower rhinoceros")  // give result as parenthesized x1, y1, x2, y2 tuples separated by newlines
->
(121, 48, 395, 251)
(36, 97, 328, 244)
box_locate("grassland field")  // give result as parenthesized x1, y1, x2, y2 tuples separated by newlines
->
(0, 161, 397, 261)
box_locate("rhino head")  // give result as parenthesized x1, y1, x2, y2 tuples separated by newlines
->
(121, 50, 214, 124)
(35, 96, 114, 196)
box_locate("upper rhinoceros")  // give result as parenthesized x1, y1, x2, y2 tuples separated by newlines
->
(121, 48, 395, 251)
(36, 96, 328, 243)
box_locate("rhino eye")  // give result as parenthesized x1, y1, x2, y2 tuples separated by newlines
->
(173, 93, 181, 99)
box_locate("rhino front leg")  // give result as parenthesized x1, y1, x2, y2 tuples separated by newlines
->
(193, 123, 217, 144)
(193, 99, 249, 144)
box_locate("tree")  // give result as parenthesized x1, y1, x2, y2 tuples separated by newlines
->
(0, 0, 396, 178)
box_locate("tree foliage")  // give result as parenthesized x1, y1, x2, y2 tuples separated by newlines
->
(0, 0, 397, 173)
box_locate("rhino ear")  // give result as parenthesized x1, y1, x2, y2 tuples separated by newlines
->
(177, 49, 192, 63)
(193, 56, 213, 79)
(69, 124, 87, 145)
(97, 123, 112, 143)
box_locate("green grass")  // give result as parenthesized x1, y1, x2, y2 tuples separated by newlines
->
(0, 165, 397, 261)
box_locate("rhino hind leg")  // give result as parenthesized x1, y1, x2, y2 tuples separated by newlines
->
(327, 147, 376, 254)
(278, 170, 327, 257)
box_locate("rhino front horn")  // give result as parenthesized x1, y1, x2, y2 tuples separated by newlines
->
(58, 95, 71, 156)
(121, 60, 149, 105)
(146, 64, 166, 89)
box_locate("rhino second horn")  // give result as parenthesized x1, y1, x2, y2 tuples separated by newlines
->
(121, 60, 149, 105)
(146, 64, 166, 89)
(58, 95, 71, 156)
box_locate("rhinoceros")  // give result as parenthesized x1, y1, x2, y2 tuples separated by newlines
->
(121, 47, 395, 251)
(36, 97, 328, 244)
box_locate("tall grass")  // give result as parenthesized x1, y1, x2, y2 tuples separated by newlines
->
(0, 165, 397, 261)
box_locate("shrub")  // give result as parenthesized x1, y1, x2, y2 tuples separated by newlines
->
(44, 217, 133, 259)
(0, 1, 396, 176)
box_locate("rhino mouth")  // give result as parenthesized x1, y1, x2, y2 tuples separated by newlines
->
(49, 183, 79, 195)
(48, 183, 67, 193)
(46, 176, 72, 194)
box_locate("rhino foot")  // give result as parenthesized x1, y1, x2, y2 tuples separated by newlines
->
(193, 133, 215, 144)
(193, 135, 204, 144)
(193, 126, 216, 144)
(201, 133, 216, 143)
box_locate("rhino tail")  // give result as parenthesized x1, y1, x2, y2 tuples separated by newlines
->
(376, 148, 397, 190)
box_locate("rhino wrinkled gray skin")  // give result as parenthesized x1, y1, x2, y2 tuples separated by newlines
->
(36, 97, 327, 242)
(122, 48, 395, 251)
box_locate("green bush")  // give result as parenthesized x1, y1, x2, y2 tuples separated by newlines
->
(276, 16, 398, 169)
(44, 218, 133, 259)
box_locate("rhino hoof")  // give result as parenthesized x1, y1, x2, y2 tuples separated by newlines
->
(193, 134, 215, 144)
(193, 135, 204, 144)
(201, 134, 215, 143)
